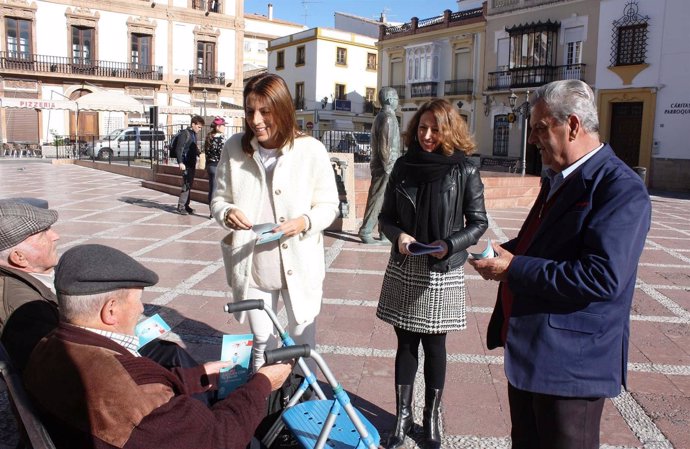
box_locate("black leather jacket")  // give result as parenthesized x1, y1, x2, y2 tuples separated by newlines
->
(379, 154, 488, 272)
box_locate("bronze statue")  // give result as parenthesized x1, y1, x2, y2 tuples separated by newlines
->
(359, 87, 400, 244)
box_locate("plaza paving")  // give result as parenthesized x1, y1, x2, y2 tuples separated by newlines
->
(1, 159, 689, 449)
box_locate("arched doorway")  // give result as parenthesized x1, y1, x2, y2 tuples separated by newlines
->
(69, 88, 98, 142)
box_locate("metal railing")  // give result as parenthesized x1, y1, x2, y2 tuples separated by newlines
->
(487, 64, 586, 90)
(189, 69, 225, 86)
(444, 79, 473, 95)
(0, 52, 163, 81)
(410, 82, 438, 98)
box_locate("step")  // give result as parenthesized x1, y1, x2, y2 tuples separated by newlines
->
(142, 180, 210, 205)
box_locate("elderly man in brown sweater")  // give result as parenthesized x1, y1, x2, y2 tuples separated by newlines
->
(23, 244, 291, 449)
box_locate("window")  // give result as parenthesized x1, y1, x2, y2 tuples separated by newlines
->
(610, 1, 649, 66)
(335, 84, 346, 100)
(493, 115, 509, 156)
(496, 36, 509, 69)
(192, 0, 220, 12)
(564, 25, 584, 65)
(131, 34, 152, 68)
(197, 41, 215, 73)
(336, 47, 347, 65)
(5, 17, 32, 60)
(406, 44, 440, 83)
(616, 24, 647, 65)
(295, 82, 305, 109)
(276, 50, 284, 69)
(365, 88, 375, 102)
(296, 46, 305, 65)
(71, 26, 94, 65)
(454, 48, 471, 80)
(509, 28, 557, 68)
(367, 53, 377, 70)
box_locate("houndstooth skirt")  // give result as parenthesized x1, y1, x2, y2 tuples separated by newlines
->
(377, 255, 467, 334)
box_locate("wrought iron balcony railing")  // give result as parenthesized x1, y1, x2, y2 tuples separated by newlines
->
(444, 79, 473, 95)
(487, 64, 586, 90)
(410, 82, 438, 98)
(189, 69, 225, 86)
(294, 98, 305, 110)
(389, 85, 406, 99)
(0, 51, 163, 81)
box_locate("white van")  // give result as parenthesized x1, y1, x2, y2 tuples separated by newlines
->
(320, 131, 371, 162)
(85, 128, 166, 160)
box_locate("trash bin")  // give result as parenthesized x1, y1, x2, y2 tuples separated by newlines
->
(632, 166, 647, 183)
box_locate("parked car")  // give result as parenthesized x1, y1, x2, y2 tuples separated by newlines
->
(320, 130, 371, 162)
(85, 128, 166, 160)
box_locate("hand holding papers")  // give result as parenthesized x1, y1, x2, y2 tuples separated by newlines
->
(406, 241, 444, 256)
(469, 238, 497, 260)
(252, 222, 284, 245)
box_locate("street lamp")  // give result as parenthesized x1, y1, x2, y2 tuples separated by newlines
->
(509, 89, 530, 176)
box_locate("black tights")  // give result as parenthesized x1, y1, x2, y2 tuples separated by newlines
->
(394, 327, 447, 389)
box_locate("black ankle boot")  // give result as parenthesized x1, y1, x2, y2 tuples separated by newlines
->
(385, 384, 414, 449)
(423, 388, 442, 449)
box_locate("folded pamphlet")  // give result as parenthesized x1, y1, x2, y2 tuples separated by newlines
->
(469, 238, 497, 260)
(135, 314, 171, 348)
(252, 222, 284, 245)
(218, 334, 254, 399)
(406, 241, 444, 256)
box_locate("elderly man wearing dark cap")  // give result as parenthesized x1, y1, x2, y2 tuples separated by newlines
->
(0, 199, 60, 371)
(23, 244, 292, 449)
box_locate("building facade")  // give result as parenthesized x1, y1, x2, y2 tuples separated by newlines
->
(268, 27, 378, 133)
(0, 0, 303, 150)
(596, 0, 689, 190)
(479, 0, 600, 175)
(377, 2, 486, 147)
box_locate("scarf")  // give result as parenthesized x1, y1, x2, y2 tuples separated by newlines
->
(404, 144, 466, 243)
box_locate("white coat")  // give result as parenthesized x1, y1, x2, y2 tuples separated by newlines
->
(211, 133, 339, 324)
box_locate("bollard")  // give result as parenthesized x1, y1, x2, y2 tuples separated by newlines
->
(632, 166, 647, 184)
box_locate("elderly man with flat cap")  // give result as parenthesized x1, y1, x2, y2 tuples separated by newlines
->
(23, 244, 292, 449)
(0, 198, 60, 371)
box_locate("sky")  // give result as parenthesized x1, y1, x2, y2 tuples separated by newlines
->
(243, 0, 464, 28)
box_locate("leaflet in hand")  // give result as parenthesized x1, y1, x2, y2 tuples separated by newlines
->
(252, 222, 284, 245)
(469, 238, 497, 260)
(406, 241, 443, 256)
(135, 314, 171, 348)
(218, 334, 254, 399)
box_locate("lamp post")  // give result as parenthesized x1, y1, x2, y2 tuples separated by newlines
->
(509, 89, 530, 176)
(202, 88, 208, 118)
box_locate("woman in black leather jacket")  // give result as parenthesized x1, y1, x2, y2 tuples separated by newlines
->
(377, 99, 488, 449)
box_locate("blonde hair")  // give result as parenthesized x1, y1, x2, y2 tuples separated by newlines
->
(404, 99, 476, 156)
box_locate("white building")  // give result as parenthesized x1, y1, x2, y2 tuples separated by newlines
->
(595, 0, 690, 190)
(267, 27, 378, 133)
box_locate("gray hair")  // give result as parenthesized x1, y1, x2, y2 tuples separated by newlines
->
(59, 289, 126, 323)
(532, 80, 599, 135)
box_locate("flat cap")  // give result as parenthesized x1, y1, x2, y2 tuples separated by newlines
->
(55, 244, 159, 295)
(0, 200, 58, 251)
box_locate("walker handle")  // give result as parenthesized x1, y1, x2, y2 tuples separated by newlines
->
(264, 345, 311, 364)
(224, 299, 264, 313)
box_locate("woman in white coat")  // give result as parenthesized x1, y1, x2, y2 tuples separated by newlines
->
(211, 73, 339, 371)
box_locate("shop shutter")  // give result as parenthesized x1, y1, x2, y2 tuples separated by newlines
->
(5, 91, 39, 143)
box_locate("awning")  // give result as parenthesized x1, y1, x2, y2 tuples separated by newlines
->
(75, 90, 144, 113)
(0, 97, 77, 111)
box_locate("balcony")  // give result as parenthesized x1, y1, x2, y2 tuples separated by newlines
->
(487, 64, 586, 90)
(0, 52, 163, 81)
(192, 0, 221, 13)
(189, 69, 225, 86)
(444, 79, 473, 95)
(294, 98, 305, 110)
(410, 82, 438, 98)
(389, 85, 406, 99)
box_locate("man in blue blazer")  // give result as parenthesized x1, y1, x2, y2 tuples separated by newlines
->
(470, 80, 651, 449)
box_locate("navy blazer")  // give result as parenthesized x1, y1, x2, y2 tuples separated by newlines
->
(487, 144, 651, 398)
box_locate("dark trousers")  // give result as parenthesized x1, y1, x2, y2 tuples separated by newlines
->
(393, 326, 447, 389)
(178, 166, 196, 209)
(508, 383, 605, 449)
(206, 162, 218, 204)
